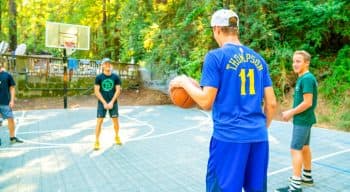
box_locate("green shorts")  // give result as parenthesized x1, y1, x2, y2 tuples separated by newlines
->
(291, 124, 312, 150)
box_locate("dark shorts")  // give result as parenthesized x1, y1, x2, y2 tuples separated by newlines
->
(206, 137, 268, 192)
(97, 102, 119, 118)
(0, 105, 14, 119)
(291, 124, 312, 150)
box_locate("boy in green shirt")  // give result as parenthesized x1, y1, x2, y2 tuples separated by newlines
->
(93, 58, 122, 150)
(275, 50, 318, 192)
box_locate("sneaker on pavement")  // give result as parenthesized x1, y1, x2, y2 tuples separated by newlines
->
(301, 178, 314, 186)
(115, 136, 122, 145)
(10, 137, 23, 144)
(289, 176, 314, 186)
(275, 186, 302, 192)
(94, 141, 100, 150)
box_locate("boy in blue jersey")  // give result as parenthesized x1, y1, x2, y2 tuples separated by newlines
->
(275, 51, 317, 192)
(169, 9, 277, 192)
(93, 58, 122, 150)
(0, 64, 23, 145)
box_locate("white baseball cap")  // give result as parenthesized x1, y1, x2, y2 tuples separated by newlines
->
(101, 58, 111, 64)
(210, 9, 239, 28)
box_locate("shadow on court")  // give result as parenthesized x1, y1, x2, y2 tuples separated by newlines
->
(0, 106, 349, 192)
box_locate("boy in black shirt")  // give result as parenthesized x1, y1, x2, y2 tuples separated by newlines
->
(0, 64, 23, 145)
(94, 58, 122, 150)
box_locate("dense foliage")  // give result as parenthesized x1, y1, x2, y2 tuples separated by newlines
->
(0, 0, 349, 104)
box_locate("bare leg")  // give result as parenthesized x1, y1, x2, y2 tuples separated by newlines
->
(301, 145, 314, 185)
(111, 117, 120, 136)
(302, 145, 312, 170)
(111, 117, 122, 145)
(291, 149, 303, 177)
(95, 118, 104, 142)
(7, 118, 15, 138)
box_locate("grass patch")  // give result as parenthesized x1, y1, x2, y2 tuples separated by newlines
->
(337, 110, 350, 131)
(278, 90, 346, 130)
(298, 92, 350, 131)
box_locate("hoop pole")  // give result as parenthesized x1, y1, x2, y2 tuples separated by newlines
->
(63, 48, 68, 109)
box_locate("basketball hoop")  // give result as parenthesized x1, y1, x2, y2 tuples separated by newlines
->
(45, 22, 90, 51)
(64, 41, 76, 56)
(66, 47, 76, 56)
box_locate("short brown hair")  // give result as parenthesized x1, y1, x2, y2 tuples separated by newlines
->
(220, 17, 239, 35)
(294, 50, 311, 62)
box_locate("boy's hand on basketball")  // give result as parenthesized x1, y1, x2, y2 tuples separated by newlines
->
(188, 77, 200, 87)
(169, 75, 188, 91)
(281, 109, 294, 121)
(169, 75, 200, 95)
(171, 75, 188, 86)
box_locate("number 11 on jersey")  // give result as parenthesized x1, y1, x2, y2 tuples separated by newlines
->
(239, 69, 256, 95)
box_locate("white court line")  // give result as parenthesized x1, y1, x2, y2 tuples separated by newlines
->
(1, 108, 210, 150)
(128, 110, 211, 142)
(16, 114, 150, 135)
(18, 128, 94, 135)
(14, 110, 26, 135)
(0, 145, 66, 151)
(268, 134, 279, 144)
(122, 113, 155, 140)
(7, 114, 155, 148)
(268, 148, 350, 176)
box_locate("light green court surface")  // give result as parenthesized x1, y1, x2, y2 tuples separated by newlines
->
(0, 106, 349, 192)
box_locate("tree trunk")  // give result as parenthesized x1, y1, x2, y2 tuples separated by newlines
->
(113, 1, 122, 61)
(8, 0, 17, 51)
(0, 0, 2, 34)
(102, 0, 109, 58)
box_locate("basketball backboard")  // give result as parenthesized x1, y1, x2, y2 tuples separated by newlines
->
(45, 22, 90, 50)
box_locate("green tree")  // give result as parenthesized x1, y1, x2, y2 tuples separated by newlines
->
(8, 0, 17, 50)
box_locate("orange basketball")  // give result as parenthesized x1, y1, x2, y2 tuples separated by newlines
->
(170, 87, 195, 108)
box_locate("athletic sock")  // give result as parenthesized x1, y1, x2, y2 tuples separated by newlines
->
(302, 169, 313, 181)
(289, 176, 301, 190)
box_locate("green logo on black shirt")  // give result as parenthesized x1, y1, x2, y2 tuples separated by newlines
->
(101, 79, 114, 91)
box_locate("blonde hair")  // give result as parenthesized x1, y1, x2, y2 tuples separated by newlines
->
(294, 50, 311, 62)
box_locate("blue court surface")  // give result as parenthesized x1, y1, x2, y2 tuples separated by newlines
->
(0, 106, 349, 192)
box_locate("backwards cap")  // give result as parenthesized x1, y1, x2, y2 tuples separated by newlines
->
(210, 9, 239, 28)
(101, 58, 111, 64)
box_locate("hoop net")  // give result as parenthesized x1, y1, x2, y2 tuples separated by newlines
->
(64, 41, 76, 56)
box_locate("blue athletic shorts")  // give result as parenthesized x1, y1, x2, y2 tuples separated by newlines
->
(0, 105, 14, 119)
(291, 124, 311, 150)
(97, 102, 119, 118)
(206, 137, 269, 192)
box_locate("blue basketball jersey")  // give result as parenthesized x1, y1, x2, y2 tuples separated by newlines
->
(200, 43, 272, 142)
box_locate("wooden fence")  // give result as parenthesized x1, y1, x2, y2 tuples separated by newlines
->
(0, 54, 139, 79)
(0, 54, 141, 98)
